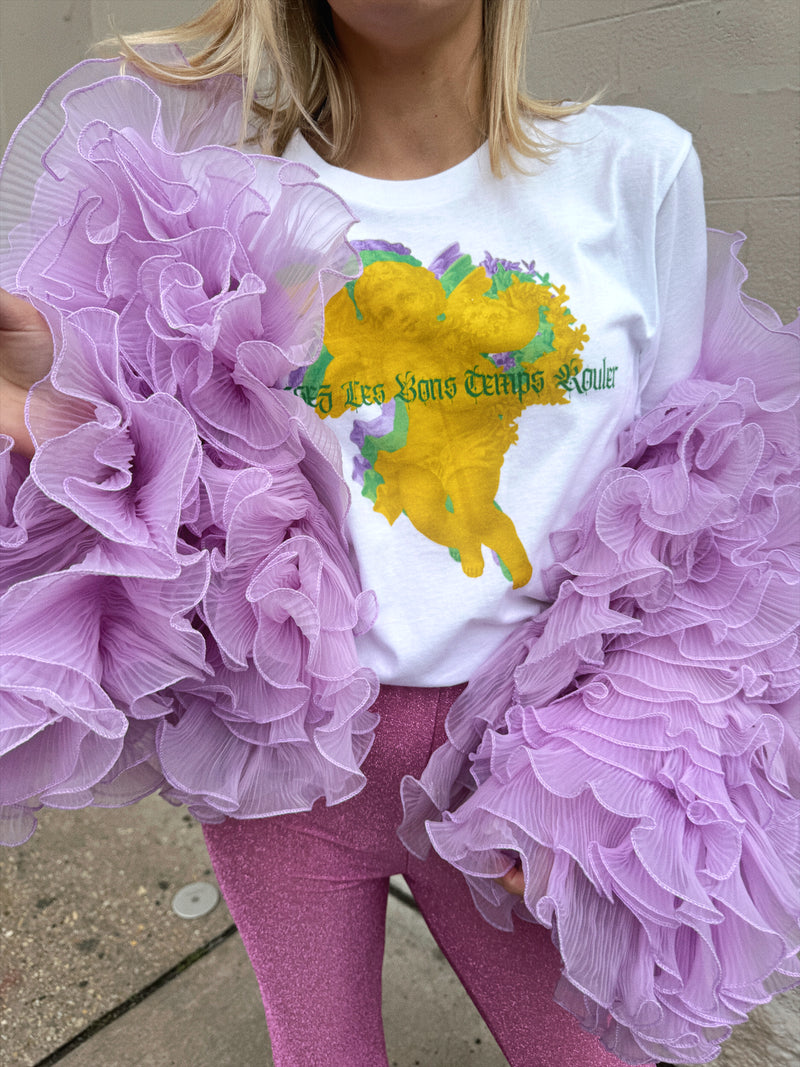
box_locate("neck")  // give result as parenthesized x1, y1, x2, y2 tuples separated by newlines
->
(322, 4, 484, 179)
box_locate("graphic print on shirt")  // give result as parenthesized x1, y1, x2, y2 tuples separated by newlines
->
(291, 241, 602, 589)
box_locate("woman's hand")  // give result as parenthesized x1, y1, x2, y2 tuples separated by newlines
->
(0, 288, 55, 457)
(495, 862, 525, 897)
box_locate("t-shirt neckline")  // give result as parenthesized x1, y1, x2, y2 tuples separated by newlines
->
(284, 131, 492, 208)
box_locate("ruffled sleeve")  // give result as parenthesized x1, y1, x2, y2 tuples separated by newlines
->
(399, 230, 800, 1065)
(0, 58, 379, 846)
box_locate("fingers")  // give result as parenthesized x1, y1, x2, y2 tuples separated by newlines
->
(0, 290, 54, 452)
(0, 287, 47, 332)
(0, 379, 35, 457)
(0, 289, 55, 390)
(495, 864, 525, 897)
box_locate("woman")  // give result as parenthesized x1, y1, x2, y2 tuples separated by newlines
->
(1, 3, 797, 1065)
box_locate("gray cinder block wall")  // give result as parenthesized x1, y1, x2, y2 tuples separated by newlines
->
(528, 0, 799, 325)
(0, 3, 798, 1066)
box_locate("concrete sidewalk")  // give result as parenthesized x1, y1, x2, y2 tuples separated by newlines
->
(0, 796, 504, 1066)
(1, 798, 797, 1067)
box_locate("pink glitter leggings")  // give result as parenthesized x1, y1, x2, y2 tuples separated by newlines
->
(203, 684, 626, 1067)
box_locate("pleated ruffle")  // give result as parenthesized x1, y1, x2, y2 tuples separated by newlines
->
(399, 231, 800, 1064)
(0, 57, 378, 845)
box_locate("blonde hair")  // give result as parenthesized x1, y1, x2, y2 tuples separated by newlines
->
(111, 0, 590, 175)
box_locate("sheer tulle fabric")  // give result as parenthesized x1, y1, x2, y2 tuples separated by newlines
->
(399, 233, 800, 1063)
(0, 57, 378, 846)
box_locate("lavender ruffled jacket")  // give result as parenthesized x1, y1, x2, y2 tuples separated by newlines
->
(1, 56, 798, 1066)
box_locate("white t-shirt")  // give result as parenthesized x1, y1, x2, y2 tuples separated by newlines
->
(283, 106, 707, 685)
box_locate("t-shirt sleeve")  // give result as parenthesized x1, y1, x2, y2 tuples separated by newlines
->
(637, 144, 707, 412)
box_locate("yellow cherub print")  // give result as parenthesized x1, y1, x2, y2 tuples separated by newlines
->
(310, 253, 589, 589)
